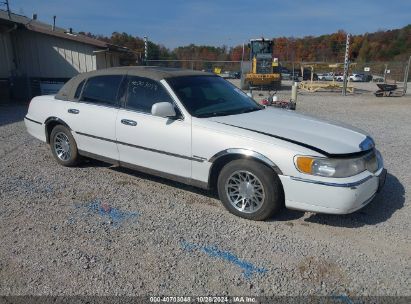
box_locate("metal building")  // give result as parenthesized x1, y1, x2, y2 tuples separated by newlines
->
(0, 10, 132, 101)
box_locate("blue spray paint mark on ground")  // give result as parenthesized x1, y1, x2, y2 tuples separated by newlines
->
(180, 240, 268, 279)
(73, 200, 139, 227)
(7, 177, 55, 195)
(67, 217, 76, 225)
(331, 294, 354, 304)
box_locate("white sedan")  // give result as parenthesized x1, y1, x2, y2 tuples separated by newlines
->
(25, 67, 386, 220)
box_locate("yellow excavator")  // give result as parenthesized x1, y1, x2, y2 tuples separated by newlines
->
(241, 38, 281, 90)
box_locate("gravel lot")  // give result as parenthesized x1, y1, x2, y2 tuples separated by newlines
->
(0, 81, 410, 298)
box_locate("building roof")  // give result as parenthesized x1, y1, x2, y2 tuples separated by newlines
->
(0, 9, 130, 52)
(56, 66, 214, 101)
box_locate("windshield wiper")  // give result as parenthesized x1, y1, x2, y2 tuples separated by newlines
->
(238, 107, 263, 114)
(197, 110, 237, 118)
(196, 107, 261, 118)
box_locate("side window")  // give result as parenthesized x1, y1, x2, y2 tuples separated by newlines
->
(80, 75, 123, 107)
(125, 76, 174, 113)
(74, 80, 85, 99)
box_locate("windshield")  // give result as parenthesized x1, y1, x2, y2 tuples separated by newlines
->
(251, 41, 273, 56)
(166, 76, 263, 118)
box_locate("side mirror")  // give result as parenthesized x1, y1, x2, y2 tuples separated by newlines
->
(151, 102, 176, 118)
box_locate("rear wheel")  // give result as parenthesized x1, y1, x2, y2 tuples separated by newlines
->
(217, 159, 283, 220)
(50, 125, 81, 167)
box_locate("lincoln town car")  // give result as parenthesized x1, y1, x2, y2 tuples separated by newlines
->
(25, 67, 386, 220)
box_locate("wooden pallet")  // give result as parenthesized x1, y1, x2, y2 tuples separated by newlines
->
(298, 81, 354, 93)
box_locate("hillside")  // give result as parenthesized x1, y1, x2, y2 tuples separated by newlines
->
(83, 24, 411, 63)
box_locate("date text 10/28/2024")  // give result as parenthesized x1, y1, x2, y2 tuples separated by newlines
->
(149, 296, 257, 303)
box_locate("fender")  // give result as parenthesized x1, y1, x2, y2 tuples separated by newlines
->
(209, 148, 283, 175)
(44, 117, 72, 143)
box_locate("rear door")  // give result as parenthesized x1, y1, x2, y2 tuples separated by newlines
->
(116, 76, 192, 178)
(65, 75, 123, 160)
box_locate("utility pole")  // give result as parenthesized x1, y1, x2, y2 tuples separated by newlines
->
(143, 36, 148, 65)
(52, 15, 56, 31)
(241, 42, 245, 75)
(1, 0, 12, 19)
(403, 55, 411, 95)
(383, 64, 388, 83)
(342, 33, 350, 96)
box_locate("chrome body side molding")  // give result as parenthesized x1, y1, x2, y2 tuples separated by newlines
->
(209, 148, 283, 175)
(78, 150, 209, 189)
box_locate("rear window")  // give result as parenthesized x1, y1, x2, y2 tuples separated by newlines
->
(80, 75, 123, 107)
(74, 80, 85, 99)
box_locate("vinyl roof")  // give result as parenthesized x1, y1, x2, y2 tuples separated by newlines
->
(80, 66, 214, 80)
(55, 66, 215, 101)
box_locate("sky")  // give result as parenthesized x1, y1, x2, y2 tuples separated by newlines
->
(4, 0, 411, 49)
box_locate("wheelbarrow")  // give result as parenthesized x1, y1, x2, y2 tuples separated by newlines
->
(375, 83, 404, 97)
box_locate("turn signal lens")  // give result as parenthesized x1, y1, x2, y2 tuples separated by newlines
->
(296, 157, 314, 174)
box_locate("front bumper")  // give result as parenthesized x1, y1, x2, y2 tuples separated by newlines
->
(279, 168, 387, 214)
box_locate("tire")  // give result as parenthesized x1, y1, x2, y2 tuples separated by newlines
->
(50, 124, 81, 167)
(217, 159, 283, 221)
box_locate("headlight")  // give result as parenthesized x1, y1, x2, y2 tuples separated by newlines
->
(295, 151, 378, 178)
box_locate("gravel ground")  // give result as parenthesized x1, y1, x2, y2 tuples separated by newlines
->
(0, 81, 410, 298)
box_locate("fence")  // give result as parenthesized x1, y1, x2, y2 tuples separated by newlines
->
(281, 61, 410, 83)
(146, 59, 411, 83)
(146, 60, 242, 73)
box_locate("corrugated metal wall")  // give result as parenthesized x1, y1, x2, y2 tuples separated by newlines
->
(12, 30, 98, 78)
(95, 52, 120, 70)
(0, 32, 14, 78)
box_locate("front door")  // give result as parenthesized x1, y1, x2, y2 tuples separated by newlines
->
(116, 76, 191, 179)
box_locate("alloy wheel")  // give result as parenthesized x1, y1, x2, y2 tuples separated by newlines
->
(54, 132, 71, 161)
(225, 170, 265, 213)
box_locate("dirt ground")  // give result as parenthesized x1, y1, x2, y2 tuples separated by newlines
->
(0, 80, 410, 299)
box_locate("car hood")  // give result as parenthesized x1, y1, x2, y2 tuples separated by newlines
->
(209, 108, 374, 155)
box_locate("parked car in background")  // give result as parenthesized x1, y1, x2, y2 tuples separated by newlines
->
(318, 72, 335, 81)
(350, 74, 363, 82)
(295, 69, 318, 81)
(358, 74, 373, 82)
(218, 71, 231, 79)
(373, 76, 384, 83)
(335, 73, 347, 82)
(25, 67, 386, 221)
(280, 67, 292, 80)
(229, 71, 241, 79)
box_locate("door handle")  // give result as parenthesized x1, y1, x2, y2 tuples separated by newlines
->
(121, 119, 137, 126)
(68, 109, 79, 114)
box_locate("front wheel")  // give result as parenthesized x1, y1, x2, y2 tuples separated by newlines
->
(217, 159, 284, 220)
(50, 125, 81, 167)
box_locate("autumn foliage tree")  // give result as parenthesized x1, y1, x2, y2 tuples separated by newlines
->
(86, 24, 410, 65)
